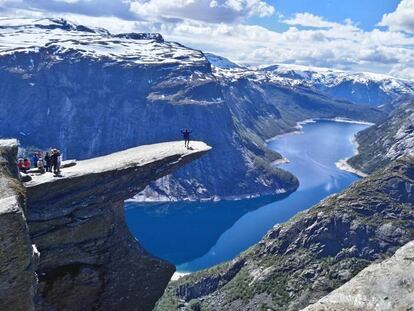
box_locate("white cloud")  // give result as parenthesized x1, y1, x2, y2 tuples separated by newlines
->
(379, 0, 414, 33)
(0, 1, 414, 80)
(54, 0, 81, 3)
(0, 0, 274, 23)
(389, 64, 414, 80)
(129, 0, 275, 23)
(282, 12, 339, 29)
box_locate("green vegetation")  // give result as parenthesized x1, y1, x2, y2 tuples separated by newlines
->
(156, 157, 414, 311)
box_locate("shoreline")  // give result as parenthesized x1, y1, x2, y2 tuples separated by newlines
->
(335, 131, 369, 178)
(131, 117, 373, 203)
(271, 157, 290, 165)
(335, 159, 367, 177)
(266, 117, 372, 177)
(265, 117, 373, 143)
(126, 189, 289, 204)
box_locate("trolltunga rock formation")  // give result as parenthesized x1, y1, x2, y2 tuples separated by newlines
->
(0, 140, 210, 311)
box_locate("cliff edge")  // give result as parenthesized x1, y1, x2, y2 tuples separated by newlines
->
(0, 140, 211, 311)
(0, 139, 38, 311)
(304, 240, 414, 310)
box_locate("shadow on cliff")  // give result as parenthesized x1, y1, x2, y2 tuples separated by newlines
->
(124, 195, 288, 266)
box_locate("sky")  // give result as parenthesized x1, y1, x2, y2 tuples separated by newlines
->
(1, 0, 414, 79)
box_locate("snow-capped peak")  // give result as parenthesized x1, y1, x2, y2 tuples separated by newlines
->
(205, 53, 242, 69)
(261, 63, 412, 84)
(0, 18, 206, 67)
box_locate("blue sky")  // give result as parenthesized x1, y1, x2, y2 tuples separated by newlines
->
(0, 0, 413, 79)
(251, 0, 401, 32)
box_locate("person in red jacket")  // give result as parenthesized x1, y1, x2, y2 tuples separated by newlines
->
(23, 158, 31, 173)
(17, 159, 25, 173)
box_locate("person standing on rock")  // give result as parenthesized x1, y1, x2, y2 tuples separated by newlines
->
(44, 152, 51, 172)
(181, 128, 192, 148)
(37, 155, 45, 174)
(31, 152, 38, 168)
(51, 149, 61, 175)
(58, 150, 63, 172)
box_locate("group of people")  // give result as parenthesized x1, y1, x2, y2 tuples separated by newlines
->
(16, 129, 192, 176)
(18, 149, 62, 175)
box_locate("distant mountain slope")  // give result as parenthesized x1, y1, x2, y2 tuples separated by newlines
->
(347, 101, 414, 174)
(0, 18, 384, 200)
(261, 64, 414, 107)
(157, 156, 414, 310)
(205, 53, 242, 69)
(210, 63, 414, 108)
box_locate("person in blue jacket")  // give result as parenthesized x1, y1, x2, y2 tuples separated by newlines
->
(31, 153, 38, 168)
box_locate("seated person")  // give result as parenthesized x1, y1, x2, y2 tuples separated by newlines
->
(17, 158, 25, 173)
(23, 158, 31, 173)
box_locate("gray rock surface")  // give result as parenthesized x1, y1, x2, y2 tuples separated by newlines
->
(23, 141, 211, 310)
(304, 240, 414, 311)
(0, 139, 210, 311)
(0, 140, 38, 311)
(157, 156, 414, 311)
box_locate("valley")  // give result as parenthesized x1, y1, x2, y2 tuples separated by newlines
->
(126, 120, 369, 273)
(0, 16, 413, 311)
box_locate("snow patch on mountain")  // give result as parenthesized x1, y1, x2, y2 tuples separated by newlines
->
(211, 62, 414, 106)
(0, 18, 206, 67)
(205, 53, 241, 69)
(262, 63, 414, 91)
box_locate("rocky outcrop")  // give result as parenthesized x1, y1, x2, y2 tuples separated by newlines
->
(304, 240, 414, 311)
(348, 101, 414, 174)
(157, 156, 414, 311)
(0, 140, 38, 311)
(0, 18, 385, 201)
(0, 139, 210, 311)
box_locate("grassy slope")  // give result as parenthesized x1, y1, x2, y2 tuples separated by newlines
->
(156, 156, 414, 310)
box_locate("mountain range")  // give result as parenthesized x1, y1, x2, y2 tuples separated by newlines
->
(1, 18, 410, 201)
(1, 17, 414, 311)
(156, 102, 414, 310)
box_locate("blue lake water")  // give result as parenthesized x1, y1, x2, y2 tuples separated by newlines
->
(125, 120, 369, 273)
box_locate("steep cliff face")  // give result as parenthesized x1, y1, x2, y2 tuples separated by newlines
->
(0, 18, 385, 201)
(0, 140, 38, 311)
(157, 156, 414, 311)
(23, 141, 210, 310)
(348, 101, 414, 174)
(304, 240, 414, 311)
(0, 139, 211, 310)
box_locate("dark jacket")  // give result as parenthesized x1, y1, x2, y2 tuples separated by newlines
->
(181, 129, 192, 139)
(51, 153, 59, 166)
(45, 153, 51, 164)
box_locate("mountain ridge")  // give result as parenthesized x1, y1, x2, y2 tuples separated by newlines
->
(0, 17, 387, 200)
(347, 100, 414, 174)
(157, 155, 414, 310)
